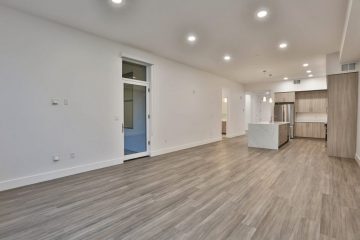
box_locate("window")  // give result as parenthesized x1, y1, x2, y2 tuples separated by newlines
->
(122, 61, 147, 81)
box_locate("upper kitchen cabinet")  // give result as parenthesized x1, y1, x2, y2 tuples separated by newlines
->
(295, 90, 327, 113)
(274, 92, 295, 103)
(327, 72, 358, 159)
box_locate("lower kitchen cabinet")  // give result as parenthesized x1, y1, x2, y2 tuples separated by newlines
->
(295, 122, 326, 139)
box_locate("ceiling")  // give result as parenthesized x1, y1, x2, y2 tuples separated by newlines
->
(0, 0, 348, 83)
(340, 0, 360, 64)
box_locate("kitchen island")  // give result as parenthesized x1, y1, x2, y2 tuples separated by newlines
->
(248, 122, 290, 150)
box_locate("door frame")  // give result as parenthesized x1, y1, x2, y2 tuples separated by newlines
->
(122, 62, 151, 161)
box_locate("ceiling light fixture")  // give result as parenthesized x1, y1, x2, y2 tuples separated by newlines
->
(224, 55, 231, 61)
(306, 70, 312, 73)
(257, 10, 268, 18)
(283, 77, 289, 80)
(112, 0, 123, 4)
(279, 43, 288, 49)
(187, 34, 197, 43)
(303, 63, 309, 67)
(308, 74, 314, 78)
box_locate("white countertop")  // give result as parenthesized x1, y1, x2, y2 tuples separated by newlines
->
(249, 122, 290, 125)
(295, 121, 327, 123)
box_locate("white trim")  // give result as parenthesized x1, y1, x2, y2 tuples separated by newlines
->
(151, 137, 222, 157)
(355, 153, 360, 167)
(0, 158, 124, 192)
(121, 55, 153, 67)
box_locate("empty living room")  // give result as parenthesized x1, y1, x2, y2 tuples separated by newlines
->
(1, 0, 360, 239)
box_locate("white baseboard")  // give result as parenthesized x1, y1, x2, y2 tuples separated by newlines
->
(151, 137, 222, 157)
(355, 153, 360, 167)
(226, 132, 246, 138)
(0, 158, 124, 192)
(0, 136, 232, 191)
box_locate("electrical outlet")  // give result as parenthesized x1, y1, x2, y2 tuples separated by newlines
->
(70, 153, 76, 159)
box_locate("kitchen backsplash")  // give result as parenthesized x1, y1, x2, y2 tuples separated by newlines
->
(295, 112, 328, 123)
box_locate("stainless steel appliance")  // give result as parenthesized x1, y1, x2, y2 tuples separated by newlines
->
(274, 103, 295, 138)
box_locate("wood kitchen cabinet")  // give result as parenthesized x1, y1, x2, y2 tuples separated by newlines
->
(327, 72, 358, 158)
(274, 92, 295, 103)
(295, 90, 327, 113)
(295, 122, 326, 139)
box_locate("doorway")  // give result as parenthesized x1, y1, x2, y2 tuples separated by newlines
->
(122, 59, 150, 161)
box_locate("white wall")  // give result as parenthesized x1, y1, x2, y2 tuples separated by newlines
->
(245, 77, 327, 93)
(246, 94, 273, 124)
(221, 91, 228, 122)
(245, 94, 251, 130)
(327, 52, 360, 75)
(0, 6, 245, 190)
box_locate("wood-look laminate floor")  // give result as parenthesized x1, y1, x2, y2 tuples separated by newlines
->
(1, 137, 360, 240)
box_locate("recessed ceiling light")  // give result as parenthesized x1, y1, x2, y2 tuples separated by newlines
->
(308, 74, 314, 78)
(187, 34, 197, 43)
(283, 77, 289, 80)
(224, 55, 231, 61)
(257, 10, 268, 18)
(279, 43, 288, 49)
(112, 0, 123, 4)
(303, 63, 309, 67)
(306, 70, 312, 73)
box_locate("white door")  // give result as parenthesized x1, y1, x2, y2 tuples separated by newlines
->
(122, 59, 151, 161)
(123, 79, 150, 160)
